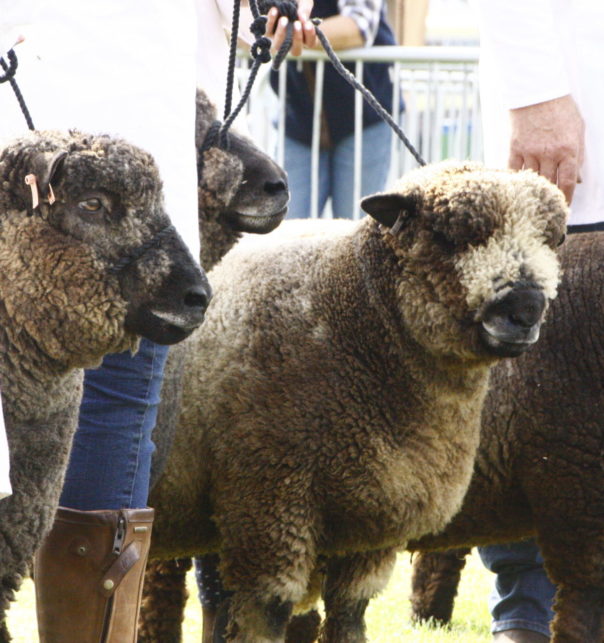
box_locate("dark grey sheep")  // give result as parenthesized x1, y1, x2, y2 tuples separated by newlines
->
(0, 128, 208, 639)
(139, 88, 289, 643)
(145, 161, 567, 642)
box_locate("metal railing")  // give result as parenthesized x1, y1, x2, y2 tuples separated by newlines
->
(237, 46, 482, 218)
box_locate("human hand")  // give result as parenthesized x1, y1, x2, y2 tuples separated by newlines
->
(266, 0, 317, 56)
(509, 95, 584, 204)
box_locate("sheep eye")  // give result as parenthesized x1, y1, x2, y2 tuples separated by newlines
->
(78, 198, 103, 213)
(432, 230, 455, 252)
(557, 233, 566, 247)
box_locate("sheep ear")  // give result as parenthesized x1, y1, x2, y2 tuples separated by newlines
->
(38, 150, 68, 199)
(361, 193, 419, 232)
(27, 150, 68, 206)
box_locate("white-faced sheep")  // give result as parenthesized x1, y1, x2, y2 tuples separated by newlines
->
(144, 160, 567, 642)
(0, 128, 208, 640)
(404, 229, 604, 643)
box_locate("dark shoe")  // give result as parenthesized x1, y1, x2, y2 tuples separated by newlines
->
(35, 506, 154, 643)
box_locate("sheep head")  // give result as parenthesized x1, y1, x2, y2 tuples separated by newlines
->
(0, 130, 209, 368)
(362, 160, 567, 362)
(195, 90, 289, 265)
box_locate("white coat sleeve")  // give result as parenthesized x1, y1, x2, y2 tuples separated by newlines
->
(474, 0, 571, 109)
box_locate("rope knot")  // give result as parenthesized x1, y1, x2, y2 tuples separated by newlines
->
(0, 50, 18, 84)
(250, 15, 268, 38)
(259, 0, 298, 21)
(252, 37, 272, 63)
(201, 120, 224, 154)
(271, 0, 299, 21)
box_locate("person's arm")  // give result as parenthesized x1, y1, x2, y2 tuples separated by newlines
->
(309, 14, 364, 49)
(308, 0, 382, 50)
(475, 0, 584, 203)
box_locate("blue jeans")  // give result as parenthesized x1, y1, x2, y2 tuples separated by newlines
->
(283, 119, 392, 219)
(479, 541, 556, 637)
(59, 338, 170, 510)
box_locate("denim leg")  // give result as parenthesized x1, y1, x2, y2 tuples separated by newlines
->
(283, 136, 330, 219)
(60, 338, 170, 510)
(479, 541, 556, 637)
(330, 119, 392, 219)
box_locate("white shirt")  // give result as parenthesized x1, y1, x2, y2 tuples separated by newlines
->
(197, 0, 253, 121)
(1, 0, 248, 499)
(1, 0, 202, 256)
(474, 0, 604, 224)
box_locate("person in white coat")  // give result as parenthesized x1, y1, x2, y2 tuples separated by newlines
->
(0, 2, 314, 640)
(473, 1, 604, 641)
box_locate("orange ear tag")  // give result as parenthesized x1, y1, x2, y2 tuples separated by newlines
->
(47, 183, 56, 205)
(24, 174, 39, 209)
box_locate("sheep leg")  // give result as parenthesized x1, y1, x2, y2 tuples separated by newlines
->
(218, 540, 311, 643)
(549, 585, 604, 643)
(138, 557, 191, 643)
(320, 548, 398, 643)
(0, 618, 12, 643)
(222, 592, 293, 642)
(409, 548, 471, 626)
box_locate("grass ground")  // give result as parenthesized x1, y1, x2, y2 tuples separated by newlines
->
(7, 549, 493, 642)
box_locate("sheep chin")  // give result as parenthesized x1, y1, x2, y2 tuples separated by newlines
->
(149, 309, 203, 331)
(479, 322, 541, 357)
(226, 209, 287, 234)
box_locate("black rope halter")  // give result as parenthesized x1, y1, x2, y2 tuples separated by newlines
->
(0, 49, 35, 131)
(206, 0, 426, 168)
(312, 20, 426, 167)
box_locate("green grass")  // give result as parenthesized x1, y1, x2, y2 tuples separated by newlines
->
(7, 550, 493, 641)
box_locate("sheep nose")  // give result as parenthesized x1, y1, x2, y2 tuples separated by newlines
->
(264, 178, 288, 196)
(500, 287, 546, 329)
(479, 286, 546, 357)
(184, 284, 212, 316)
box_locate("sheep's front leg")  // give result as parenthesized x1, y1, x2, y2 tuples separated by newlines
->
(218, 519, 315, 641)
(550, 585, 604, 643)
(320, 548, 397, 643)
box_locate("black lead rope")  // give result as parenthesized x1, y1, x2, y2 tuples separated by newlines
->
(0, 49, 36, 131)
(3, 14, 425, 166)
(211, 0, 426, 168)
(312, 19, 427, 167)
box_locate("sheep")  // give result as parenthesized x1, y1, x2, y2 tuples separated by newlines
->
(138, 88, 289, 643)
(144, 160, 568, 642)
(148, 88, 289, 488)
(403, 230, 604, 643)
(0, 128, 209, 640)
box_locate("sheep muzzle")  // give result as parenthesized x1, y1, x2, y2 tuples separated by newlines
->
(478, 284, 546, 357)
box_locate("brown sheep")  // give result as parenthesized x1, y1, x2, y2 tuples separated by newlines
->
(0, 128, 208, 640)
(405, 230, 604, 643)
(144, 161, 567, 642)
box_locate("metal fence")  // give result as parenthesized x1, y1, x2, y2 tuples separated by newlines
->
(236, 46, 482, 218)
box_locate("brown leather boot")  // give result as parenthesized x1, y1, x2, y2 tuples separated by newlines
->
(35, 506, 154, 643)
